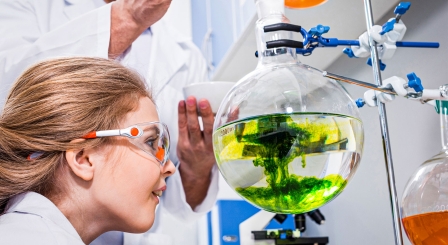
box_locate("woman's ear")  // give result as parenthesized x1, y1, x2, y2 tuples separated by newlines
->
(65, 139, 95, 181)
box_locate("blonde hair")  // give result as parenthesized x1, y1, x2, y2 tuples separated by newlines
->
(0, 57, 151, 213)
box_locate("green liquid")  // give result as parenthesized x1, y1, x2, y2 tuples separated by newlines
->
(213, 112, 363, 213)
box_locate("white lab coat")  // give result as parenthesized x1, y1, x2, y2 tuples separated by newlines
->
(0, 192, 85, 245)
(0, 0, 219, 244)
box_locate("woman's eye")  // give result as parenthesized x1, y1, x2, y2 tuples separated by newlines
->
(145, 138, 157, 151)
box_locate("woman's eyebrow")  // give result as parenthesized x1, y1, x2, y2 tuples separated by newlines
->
(141, 125, 160, 135)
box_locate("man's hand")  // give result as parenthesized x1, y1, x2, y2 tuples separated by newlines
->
(177, 96, 216, 210)
(119, 0, 171, 29)
(109, 0, 172, 58)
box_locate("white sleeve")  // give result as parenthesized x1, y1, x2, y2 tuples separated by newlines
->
(161, 164, 219, 223)
(0, 2, 111, 106)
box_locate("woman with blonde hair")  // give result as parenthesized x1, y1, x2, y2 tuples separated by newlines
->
(0, 57, 176, 244)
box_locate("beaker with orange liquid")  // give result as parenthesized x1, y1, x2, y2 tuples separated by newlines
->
(285, 0, 327, 9)
(401, 100, 448, 245)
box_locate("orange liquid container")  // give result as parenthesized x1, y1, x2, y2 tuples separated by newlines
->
(285, 0, 327, 9)
(402, 211, 448, 245)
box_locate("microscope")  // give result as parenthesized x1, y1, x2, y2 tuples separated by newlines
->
(239, 209, 328, 245)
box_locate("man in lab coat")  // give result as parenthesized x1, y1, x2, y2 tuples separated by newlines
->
(0, 0, 218, 244)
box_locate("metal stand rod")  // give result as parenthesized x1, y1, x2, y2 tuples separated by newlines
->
(363, 1, 404, 245)
(322, 71, 397, 95)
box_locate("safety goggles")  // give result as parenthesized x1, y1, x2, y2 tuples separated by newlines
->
(83, 122, 170, 166)
(27, 122, 170, 166)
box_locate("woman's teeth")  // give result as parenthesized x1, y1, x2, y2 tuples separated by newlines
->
(153, 191, 163, 197)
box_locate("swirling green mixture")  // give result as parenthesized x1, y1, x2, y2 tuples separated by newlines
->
(216, 113, 353, 213)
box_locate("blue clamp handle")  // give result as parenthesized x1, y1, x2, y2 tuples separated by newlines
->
(355, 98, 365, 108)
(343, 48, 356, 58)
(291, 15, 438, 57)
(407, 72, 423, 92)
(380, 19, 396, 35)
(367, 58, 386, 71)
(394, 2, 411, 15)
(396, 42, 440, 48)
(308, 25, 330, 37)
(380, 2, 411, 35)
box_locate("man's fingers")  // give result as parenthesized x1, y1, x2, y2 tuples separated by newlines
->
(178, 100, 188, 138)
(227, 106, 240, 123)
(186, 96, 202, 144)
(198, 99, 214, 148)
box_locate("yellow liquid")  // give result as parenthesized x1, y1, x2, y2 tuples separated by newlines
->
(402, 211, 448, 245)
(213, 113, 363, 213)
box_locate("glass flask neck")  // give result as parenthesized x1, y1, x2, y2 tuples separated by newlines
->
(438, 101, 448, 150)
(255, 0, 298, 68)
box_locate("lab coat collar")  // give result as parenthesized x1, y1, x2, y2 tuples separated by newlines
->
(64, 0, 96, 20)
(148, 20, 188, 94)
(5, 192, 82, 242)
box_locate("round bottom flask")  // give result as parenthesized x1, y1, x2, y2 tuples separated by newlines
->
(212, 0, 364, 214)
(401, 100, 448, 244)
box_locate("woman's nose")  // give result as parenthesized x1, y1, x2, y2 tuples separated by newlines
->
(162, 159, 176, 177)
